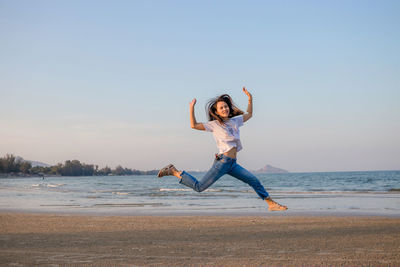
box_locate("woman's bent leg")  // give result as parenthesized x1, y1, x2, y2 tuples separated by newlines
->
(180, 161, 228, 192)
(228, 163, 270, 200)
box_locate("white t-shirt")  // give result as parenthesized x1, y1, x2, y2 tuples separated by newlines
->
(203, 115, 244, 154)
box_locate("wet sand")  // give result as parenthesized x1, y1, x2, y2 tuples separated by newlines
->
(0, 213, 399, 266)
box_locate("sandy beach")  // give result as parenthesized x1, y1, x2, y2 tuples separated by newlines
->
(0, 213, 399, 266)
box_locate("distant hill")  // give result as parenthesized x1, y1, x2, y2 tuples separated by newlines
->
(15, 156, 50, 168)
(253, 164, 289, 174)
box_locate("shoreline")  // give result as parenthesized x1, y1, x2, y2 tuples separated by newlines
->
(1, 208, 400, 218)
(1, 212, 399, 266)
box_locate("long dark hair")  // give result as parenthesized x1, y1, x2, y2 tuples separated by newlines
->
(206, 94, 244, 124)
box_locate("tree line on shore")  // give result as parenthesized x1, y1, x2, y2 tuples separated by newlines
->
(0, 154, 158, 176)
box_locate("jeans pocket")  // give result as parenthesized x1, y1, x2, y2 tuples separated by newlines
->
(212, 159, 224, 169)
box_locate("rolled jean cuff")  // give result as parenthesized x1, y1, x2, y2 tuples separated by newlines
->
(179, 171, 196, 189)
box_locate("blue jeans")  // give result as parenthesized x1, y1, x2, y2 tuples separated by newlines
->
(179, 155, 269, 200)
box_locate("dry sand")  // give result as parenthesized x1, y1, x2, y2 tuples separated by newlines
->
(0, 213, 399, 266)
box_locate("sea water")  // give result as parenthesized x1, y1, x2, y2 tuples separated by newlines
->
(0, 171, 399, 216)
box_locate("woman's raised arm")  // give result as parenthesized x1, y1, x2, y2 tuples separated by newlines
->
(190, 98, 206, 131)
(242, 87, 253, 122)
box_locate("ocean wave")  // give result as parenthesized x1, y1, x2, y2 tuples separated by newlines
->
(31, 183, 66, 188)
(159, 188, 192, 192)
(91, 189, 115, 193)
(158, 188, 398, 195)
(268, 190, 397, 195)
(93, 202, 166, 207)
(112, 192, 130, 195)
(159, 188, 226, 193)
(47, 184, 61, 188)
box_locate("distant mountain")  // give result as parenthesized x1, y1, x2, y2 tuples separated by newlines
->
(15, 156, 50, 168)
(28, 160, 51, 168)
(254, 164, 289, 174)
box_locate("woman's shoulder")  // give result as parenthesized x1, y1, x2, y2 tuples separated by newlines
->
(230, 115, 244, 126)
(230, 115, 243, 121)
(231, 114, 243, 119)
(203, 119, 219, 130)
(205, 119, 218, 125)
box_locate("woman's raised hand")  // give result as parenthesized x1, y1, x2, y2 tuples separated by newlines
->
(190, 98, 197, 108)
(242, 87, 252, 99)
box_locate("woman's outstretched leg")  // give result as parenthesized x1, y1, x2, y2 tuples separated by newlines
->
(158, 160, 228, 192)
(179, 161, 229, 192)
(228, 163, 287, 211)
(158, 161, 287, 211)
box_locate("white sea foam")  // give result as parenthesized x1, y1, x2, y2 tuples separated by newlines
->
(44, 183, 66, 188)
(159, 188, 223, 192)
(160, 188, 192, 192)
(112, 192, 130, 195)
(205, 189, 223, 192)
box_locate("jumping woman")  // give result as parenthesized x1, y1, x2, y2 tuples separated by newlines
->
(158, 87, 287, 211)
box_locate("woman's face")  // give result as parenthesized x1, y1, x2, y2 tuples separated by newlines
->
(216, 101, 230, 119)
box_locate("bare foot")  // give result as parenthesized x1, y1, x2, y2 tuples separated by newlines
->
(266, 198, 288, 211)
(268, 202, 288, 211)
(170, 166, 182, 178)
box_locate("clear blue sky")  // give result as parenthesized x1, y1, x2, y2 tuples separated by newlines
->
(1, 0, 399, 172)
